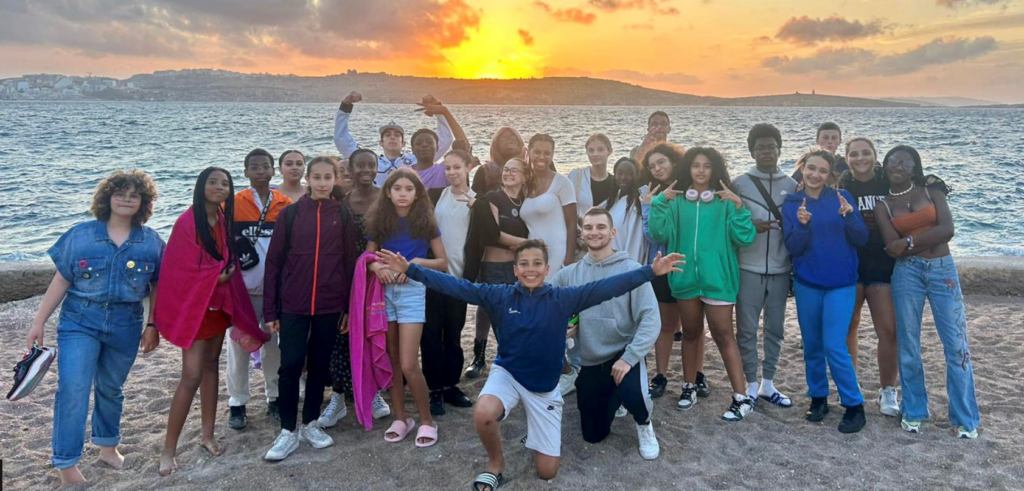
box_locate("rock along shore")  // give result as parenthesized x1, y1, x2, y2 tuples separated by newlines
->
(1, 256, 1022, 304)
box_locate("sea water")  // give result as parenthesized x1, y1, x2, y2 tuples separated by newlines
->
(1, 101, 1022, 260)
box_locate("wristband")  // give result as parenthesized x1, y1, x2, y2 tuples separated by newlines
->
(906, 236, 915, 251)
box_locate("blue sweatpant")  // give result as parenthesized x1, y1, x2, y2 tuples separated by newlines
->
(793, 281, 864, 407)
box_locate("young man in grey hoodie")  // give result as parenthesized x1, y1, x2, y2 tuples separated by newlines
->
(550, 207, 661, 460)
(732, 124, 798, 408)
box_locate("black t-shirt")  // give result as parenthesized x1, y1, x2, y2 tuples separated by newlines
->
(840, 168, 895, 283)
(590, 174, 617, 208)
(485, 190, 530, 239)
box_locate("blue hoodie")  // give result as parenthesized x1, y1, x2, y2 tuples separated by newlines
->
(782, 187, 869, 290)
(405, 263, 656, 393)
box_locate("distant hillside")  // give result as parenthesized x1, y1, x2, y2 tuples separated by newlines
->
(115, 70, 716, 106)
(881, 96, 998, 107)
(712, 93, 919, 108)
(4, 69, 925, 107)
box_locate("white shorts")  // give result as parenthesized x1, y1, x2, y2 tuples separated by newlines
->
(480, 364, 563, 458)
(700, 296, 734, 306)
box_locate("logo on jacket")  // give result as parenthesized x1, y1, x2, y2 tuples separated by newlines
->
(508, 308, 520, 314)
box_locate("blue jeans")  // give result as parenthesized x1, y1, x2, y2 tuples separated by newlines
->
(793, 281, 864, 407)
(892, 255, 980, 431)
(52, 297, 144, 469)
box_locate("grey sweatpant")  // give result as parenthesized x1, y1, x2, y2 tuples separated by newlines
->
(735, 270, 790, 383)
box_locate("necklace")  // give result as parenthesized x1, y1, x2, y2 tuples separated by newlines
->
(889, 182, 914, 197)
(505, 190, 523, 207)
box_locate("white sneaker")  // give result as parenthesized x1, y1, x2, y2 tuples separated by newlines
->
(636, 422, 660, 460)
(722, 395, 755, 422)
(372, 391, 391, 420)
(264, 429, 299, 461)
(318, 393, 347, 428)
(615, 405, 628, 418)
(956, 426, 978, 439)
(677, 384, 697, 411)
(299, 423, 334, 449)
(879, 386, 900, 417)
(558, 367, 579, 397)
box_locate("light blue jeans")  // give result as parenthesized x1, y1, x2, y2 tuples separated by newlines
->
(793, 281, 864, 407)
(52, 297, 144, 469)
(892, 255, 980, 431)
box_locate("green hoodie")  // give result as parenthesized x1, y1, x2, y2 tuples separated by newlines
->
(649, 193, 756, 302)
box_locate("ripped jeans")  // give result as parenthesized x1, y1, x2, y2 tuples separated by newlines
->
(892, 255, 980, 431)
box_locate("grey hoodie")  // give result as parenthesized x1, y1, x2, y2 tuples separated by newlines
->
(733, 168, 797, 275)
(550, 250, 660, 367)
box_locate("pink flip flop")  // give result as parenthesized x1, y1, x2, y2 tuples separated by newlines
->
(415, 422, 438, 448)
(384, 418, 416, 443)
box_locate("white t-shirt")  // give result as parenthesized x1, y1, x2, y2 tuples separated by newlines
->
(609, 196, 647, 265)
(520, 173, 577, 275)
(435, 187, 476, 279)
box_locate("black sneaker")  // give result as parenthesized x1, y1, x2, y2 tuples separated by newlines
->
(443, 386, 473, 408)
(228, 405, 247, 430)
(838, 404, 866, 434)
(695, 372, 711, 398)
(7, 345, 55, 401)
(465, 340, 487, 379)
(649, 374, 668, 399)
(429, 390, 446, 416)
(266, 400, 281, 422)
(806, 397, 829, 422)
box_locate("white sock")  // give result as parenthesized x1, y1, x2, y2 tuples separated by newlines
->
(733, 392, 747, 402)
(746, 382, 759, 398)
(759, 379, 777, 396)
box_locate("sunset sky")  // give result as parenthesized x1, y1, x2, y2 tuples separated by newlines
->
(2, 0, 1022, 102)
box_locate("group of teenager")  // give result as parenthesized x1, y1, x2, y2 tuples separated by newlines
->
(27, 95, 981, 490)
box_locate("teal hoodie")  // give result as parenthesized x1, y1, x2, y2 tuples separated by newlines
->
(649, 193, 756, 302)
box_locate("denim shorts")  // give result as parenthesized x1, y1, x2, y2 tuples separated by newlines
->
(480, 262, 516, 285)
(385, 279, 426, 324)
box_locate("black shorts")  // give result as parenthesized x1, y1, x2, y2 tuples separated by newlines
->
(651, 274, 675, 304)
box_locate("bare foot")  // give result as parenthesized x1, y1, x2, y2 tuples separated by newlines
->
(199, 438, 226, 456)
(97, 446, 125, 470)
(58, 466, 86, 485)
(158, 451, 177, 477)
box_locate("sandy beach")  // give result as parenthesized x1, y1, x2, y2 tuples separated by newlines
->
(2, 293, 1022, 491)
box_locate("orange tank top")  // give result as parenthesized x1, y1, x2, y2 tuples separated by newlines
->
(891, 204, 937, 238)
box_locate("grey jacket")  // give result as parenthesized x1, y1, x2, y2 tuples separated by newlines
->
(551, 250, 660, 367)
(733, 168, 797, 275)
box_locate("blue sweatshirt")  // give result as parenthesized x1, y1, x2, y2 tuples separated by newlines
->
(405, 263, 656, 393)
(781, 187, 869, 290)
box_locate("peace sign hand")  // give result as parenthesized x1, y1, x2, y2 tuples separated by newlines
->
(838, 193, 854, 217)
(640, 184, 662, 205)
(715, 181, 742, 209)
(660, 181, 680, 201)
(797, 198, 812, 225)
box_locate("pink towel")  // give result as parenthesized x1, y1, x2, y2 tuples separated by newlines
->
(349, 252, 392, 430)
(154, 208, 268, 352)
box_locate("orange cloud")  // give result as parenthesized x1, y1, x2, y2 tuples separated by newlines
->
(518, 29, 535, 46)
(534, 2, 598, 24)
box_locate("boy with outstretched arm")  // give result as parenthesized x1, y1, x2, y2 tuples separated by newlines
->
(375, 240, 683, 491)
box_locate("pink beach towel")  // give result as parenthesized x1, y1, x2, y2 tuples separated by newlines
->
(154, 208, 268, 352)
(349, 252, 392, 430)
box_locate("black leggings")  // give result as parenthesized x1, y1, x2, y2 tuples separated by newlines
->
(576, 356, 652, 443)
(277, 312, 340, 432)
(421, 290, 467, 391)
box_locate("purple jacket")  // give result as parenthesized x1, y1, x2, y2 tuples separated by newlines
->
(263, 195, 360, 322)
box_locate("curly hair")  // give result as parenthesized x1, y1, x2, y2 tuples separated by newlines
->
(675, 147, 732, 192)
(91, 170, 158, 226)
(641, 143, 685, 190)
(365, 167, 438, 244)
(747, 123, 782, 154)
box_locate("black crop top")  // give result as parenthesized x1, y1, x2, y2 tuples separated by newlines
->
(486, 190, 530, 239)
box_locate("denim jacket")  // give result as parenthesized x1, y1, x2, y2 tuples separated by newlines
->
(48, 220, 166, 304)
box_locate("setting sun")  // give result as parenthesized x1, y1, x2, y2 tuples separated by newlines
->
(441, 24, 542, 80)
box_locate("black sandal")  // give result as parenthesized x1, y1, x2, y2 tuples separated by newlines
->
(473, 472, 505, 491)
